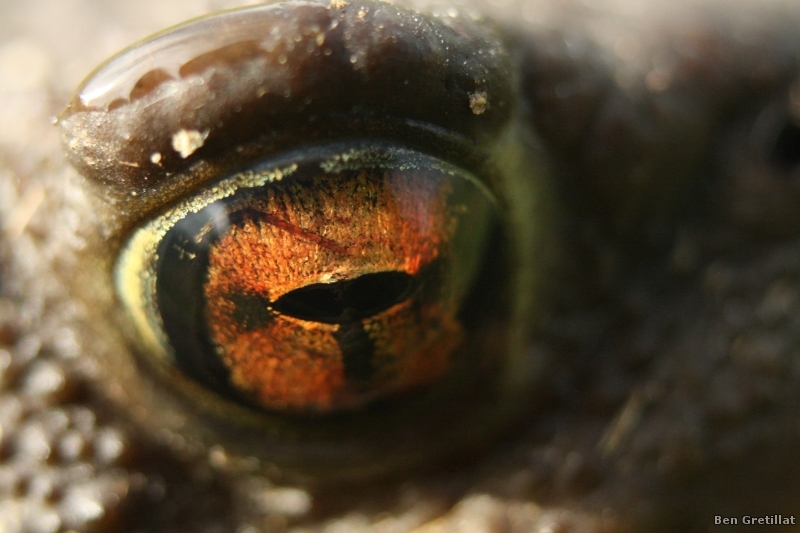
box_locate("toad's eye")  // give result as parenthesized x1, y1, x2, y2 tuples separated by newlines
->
(119, 148, 499, 413)
(58, 0, 551, 478)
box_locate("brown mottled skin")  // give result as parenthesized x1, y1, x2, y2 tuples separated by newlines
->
(2, 0, 800, 532)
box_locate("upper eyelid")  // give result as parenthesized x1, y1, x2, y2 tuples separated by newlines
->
(58, 1, 514, 202)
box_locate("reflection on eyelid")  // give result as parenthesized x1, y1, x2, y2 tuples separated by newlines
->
(78, 24, 284, 108)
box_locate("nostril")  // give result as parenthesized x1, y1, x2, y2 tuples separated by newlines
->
(272, 271, 415, 323)
(771, 120, 800, 173)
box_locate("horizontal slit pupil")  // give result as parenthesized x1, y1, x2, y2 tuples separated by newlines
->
(273, 271, 414, 323)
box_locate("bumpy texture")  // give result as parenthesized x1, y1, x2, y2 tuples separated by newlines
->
(3, 0, 800, 532)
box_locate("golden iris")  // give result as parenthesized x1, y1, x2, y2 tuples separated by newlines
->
(117, 146, 500, 413)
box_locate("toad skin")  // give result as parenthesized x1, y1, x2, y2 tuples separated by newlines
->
(2, 0, 800, 532)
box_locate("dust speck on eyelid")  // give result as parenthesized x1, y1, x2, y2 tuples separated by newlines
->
(171, 129, 209, 158)
(469, 91, 488, 114)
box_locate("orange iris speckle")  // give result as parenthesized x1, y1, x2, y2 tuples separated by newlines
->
(203, 168, 463, 412)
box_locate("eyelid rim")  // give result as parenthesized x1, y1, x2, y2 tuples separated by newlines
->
(57, 0, 514, 207)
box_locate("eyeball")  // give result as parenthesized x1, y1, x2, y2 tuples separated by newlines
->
(59, 0, 552, 479)
(118, 145, 501, 414)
